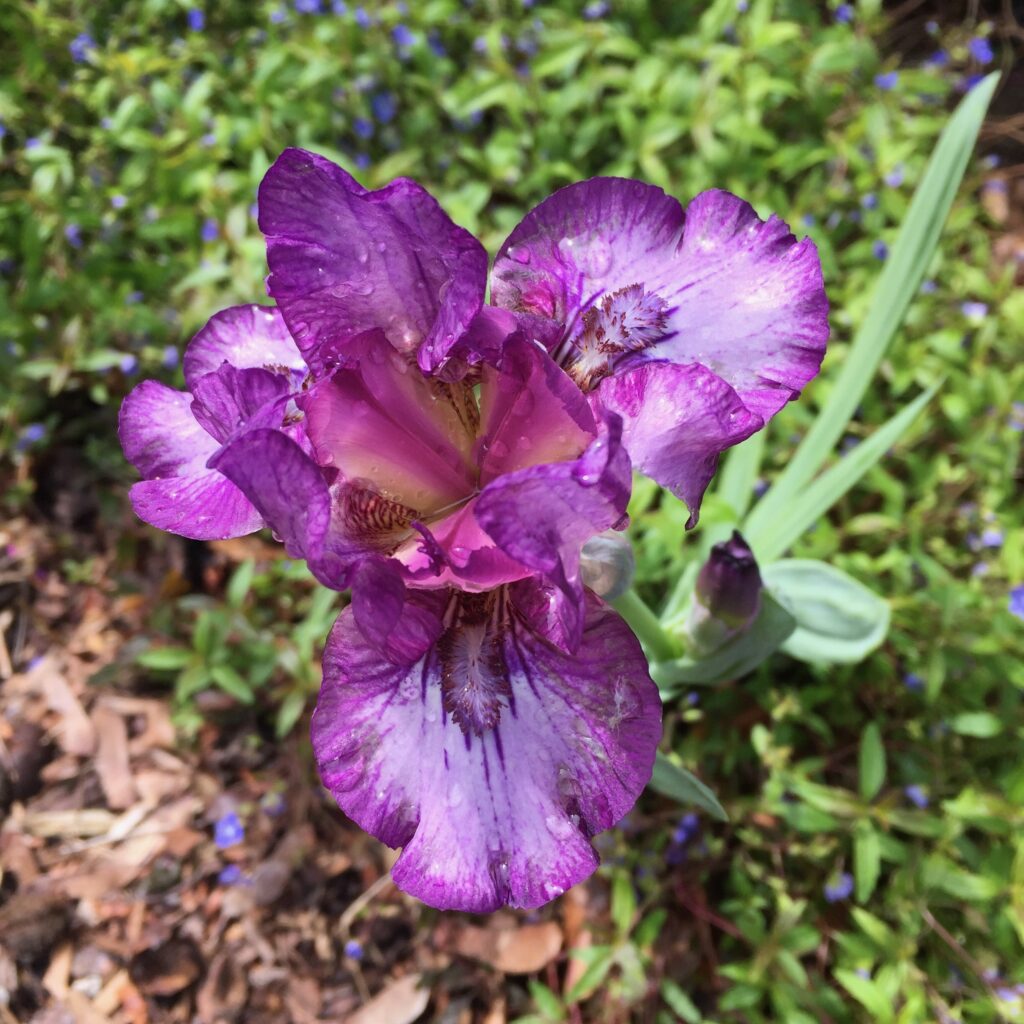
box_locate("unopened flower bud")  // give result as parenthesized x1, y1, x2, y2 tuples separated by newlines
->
(686, 531, 762, 654)
(580, 529, 635, 600)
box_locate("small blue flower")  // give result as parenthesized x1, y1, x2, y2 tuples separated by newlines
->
(835, 3, 853, 23)
(354, 152, 371, 170)
(249, 202, 259, 219)
(961, 300, 988, 320)
(961, 73, 985, 92)
(854, 967, 870, 979)
(926, 49, 949, 67)
(392, 24, 415, 47)
(120, 354, 139, 375)
(201, 132, 216, 147)
(0, 120, 6, 139)
(801, 213, 816, 228)
(69, 32, 96, 63)
(982, 154, 1001, 169)
(427, 31, 447, 57)
(919, 279, 937, 294)
(354, 6, 371, 28)
(824, 872, 854, 903)
(353, 117, 373, 139)
(874, 70, 899, 90)
(884, 165, 904, 188)
(904, 784, 929, 809)
(671, 812, 700, 847)
(903, 672, 924, 691)
(201, 218, 219, 243)
(1009, 402, 1024, 432)
(1009, 585, 1024, 620)
(872, 239, 888, 260)
(25, 137, 41, 150)
(980, 528, 1003, 549)
(261, 791, 287, 817)
(214, 812, 245, 848)
(583, 0, 610, 18)
(64, 223, 82, 248)
(968, 37, 994, 65)
(218, 863, 242, 885)
(270, 7, 287, 23)
(736, 0, 748, 11)
(925, 19, 939, 34)
(370, 91, 396, 124)
(332, 0, 347, 12)
(472, 36, 488, 54)
(344, 939, 364, 960)
(16, 424, 46, 451)
(111, 194, 127, 210)
(126, 290, 143, 304)
(295, 0, 322, 12)
(685, 691, 700, 706)
(861, 192, 877, 210)
(162, 345, 179, 369)
(187, 8, 205, 31)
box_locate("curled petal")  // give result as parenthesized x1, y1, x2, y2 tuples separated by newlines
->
(190, 364, 296, 444)
(473, 415, 631, 645)
(596, 361, 762, 527)
(258, 148, 487, 376)
(492, 178, 828, 421)
(119, 380, 263, 540)
(183, 304, 306, 391)
(312, 584, 661, 912)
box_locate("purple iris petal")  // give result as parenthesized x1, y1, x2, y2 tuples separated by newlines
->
(311, 581, 661, 912)
(257, 148, 488, 377)
(119, 305, 308, 541)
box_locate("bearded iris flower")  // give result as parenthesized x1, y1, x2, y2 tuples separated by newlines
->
(120, 148, 827, 911)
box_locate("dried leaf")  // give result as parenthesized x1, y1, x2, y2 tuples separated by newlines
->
(0, 888, 71, 962)
(349, 973, 431, 1024)
(453, 922, 563, 975)
(195, 952, 248, 1024)
(92, 707, 136, 810)
(129, 939, 202, 997)
(36, 660, 95, 757)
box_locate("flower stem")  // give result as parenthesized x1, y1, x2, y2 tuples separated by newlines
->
(612, 589, 679, 664)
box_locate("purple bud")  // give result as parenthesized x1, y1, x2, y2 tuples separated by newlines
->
(696, 531, 762, 627)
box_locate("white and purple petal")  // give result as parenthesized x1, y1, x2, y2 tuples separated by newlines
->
(312, 583, 661, 912)
(492, 178, 828, 421)
(595, 361, 763, 526)
(119, 380, 265, 540)
(258, 148, 488, 376)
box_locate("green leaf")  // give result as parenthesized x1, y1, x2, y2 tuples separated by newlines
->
(654, 593, 796, 692)
(226, 559, 256, 609)
(835, 968, 894, 1023)
(210, 665, 255, 705)
(854, 823, 882, 902)
(275, 690, 308, 739)
(949, 711, 1003, 738)
(744, 72, 999, 524)
(762, 560, 890, 664)
(610, 870, 636, 936)
(745, 385, 936, 563)
(660, 980, 703, 1023)
(526, 981, 564, 1022)
(859, 723, 886, 801)
(136, 646, 193, 671)
(565, 946, 616, 1003)
(647, 754, 728, 822)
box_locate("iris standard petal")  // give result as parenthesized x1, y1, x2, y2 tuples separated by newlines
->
(596, 361, 763, 527)
(258, 148, 488, 376)
(491, 178, 828, 420)
(119, 380, 264, 540)
(311, 583, 661, 912)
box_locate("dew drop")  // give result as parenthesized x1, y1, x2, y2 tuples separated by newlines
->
(507, 244, 531, 265)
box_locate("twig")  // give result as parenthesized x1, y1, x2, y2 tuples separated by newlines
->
(339, 873, 394, 933)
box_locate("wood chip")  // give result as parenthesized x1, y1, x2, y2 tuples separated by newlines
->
(452, 922, 563, 975)
(42, 943, 73, 1000)
(91, 707, 136, 810)
(129, 938, 202, 997)
(35, 660, 96, 757)
(349, 973, 431, 1024)
(195, 952, 248, 1024)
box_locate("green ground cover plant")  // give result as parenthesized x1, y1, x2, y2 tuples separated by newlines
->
(1, 1, 1022, 1020)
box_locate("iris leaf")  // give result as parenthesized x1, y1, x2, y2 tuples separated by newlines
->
(648, 753, 728, 822)
(744, 72, 999, 534)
